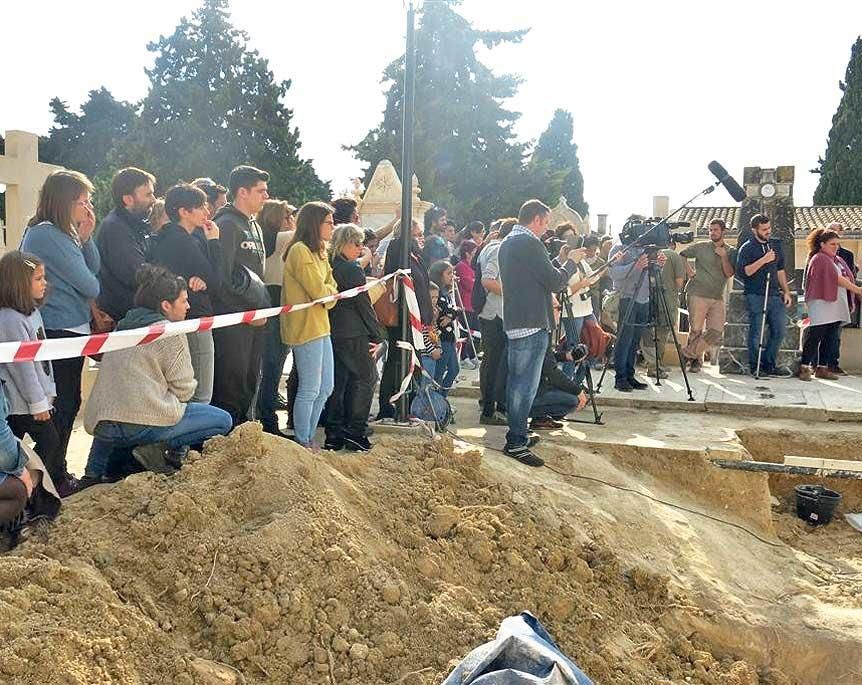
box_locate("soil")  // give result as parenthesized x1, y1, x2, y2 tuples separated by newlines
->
(0, 422, 856, 684)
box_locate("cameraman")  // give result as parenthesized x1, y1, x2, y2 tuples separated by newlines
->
(498, 200, 583, 467)
(640, 241, 685, 379)
(607, 217, 666, 392)
(736, 214, 793, 377)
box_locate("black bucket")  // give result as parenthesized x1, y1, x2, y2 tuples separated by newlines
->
(795, 484, 842, 526)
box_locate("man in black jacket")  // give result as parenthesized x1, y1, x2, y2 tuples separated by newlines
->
(498, 199, 581, 467)
(95, 167, 157, 323)
(210, 165, 270, 427)
(148, 183, 224, 403)
(530, 346, 588, 428)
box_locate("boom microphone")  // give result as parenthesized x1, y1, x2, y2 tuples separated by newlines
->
(707, 161, 747, 203)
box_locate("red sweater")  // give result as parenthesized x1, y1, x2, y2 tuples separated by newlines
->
(455, 259, 476, 312)
(805, 251, 856, 312)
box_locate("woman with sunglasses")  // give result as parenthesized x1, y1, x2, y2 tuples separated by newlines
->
(19, 171, 100, 494)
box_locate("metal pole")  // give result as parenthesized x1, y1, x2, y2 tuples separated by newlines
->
(396, 0, 417, 422)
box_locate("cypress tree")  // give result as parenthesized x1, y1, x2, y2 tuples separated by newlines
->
(530, 109, 588, 217)
(813, 37, 862, 205)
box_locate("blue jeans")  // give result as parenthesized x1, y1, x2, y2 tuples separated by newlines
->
(561, 313, 595, 384)
(614, 299, 649, 383)
(745, 294, 786, 372)
(0, 391, 25, 475)
(433, 340, 460, 394)
(530, 389, 580, 419)
(292, 336, 334, 445)
(257, 314, 290, 430)
(420, 355, 437, 389)
(506, 331, 549, 448)
(84, 402, 232, 477)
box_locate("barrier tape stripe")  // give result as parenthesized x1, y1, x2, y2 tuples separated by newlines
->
(0, 270, 411, 364)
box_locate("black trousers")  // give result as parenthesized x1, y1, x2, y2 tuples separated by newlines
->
(377, 327, 401, 419)
(212, 324, 267, 427)
(479, 316, 507, 416)
(7, 413, 65, 484)
(326, 336, 375, 439)
(801, 320, 842, 366)
(45, 329, 87, 466)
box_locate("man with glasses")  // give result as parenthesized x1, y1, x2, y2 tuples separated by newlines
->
(94, 167, 157, 325)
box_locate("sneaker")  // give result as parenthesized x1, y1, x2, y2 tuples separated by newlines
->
(527, 434, 541, 447)
(263, 424, 293, 440)
(627, 377, 649, 390)
(323, 437, 345, 451)
(343, 434, 372, 452)
(768, 366, 794, 378)
(479, 412, 507, 426)
(814, 366, 839, 380)
(462, 358, 479, 370)
(132, 443, 175, 474)
(688, 359, 702, 373)
(164, 445, 190, 469)
(829, 366, 848, 376)
(530, 417, 563, 430)
(798, 364, 813, 382)
(55, 476, 81, 498)
(503, 443, 545, 467)
(614, 382, 633, 393)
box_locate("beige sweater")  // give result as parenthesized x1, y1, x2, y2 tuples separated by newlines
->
(84, 335, 197, 433)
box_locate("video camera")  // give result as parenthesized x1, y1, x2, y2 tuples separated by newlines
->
(620, 217, 694, 248)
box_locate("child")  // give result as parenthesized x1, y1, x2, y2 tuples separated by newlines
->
(0, 251, 70, 495)
(420, 283, 444, 383)
(428, 261, 461, 394)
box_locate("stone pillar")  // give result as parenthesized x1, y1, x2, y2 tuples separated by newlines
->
(548, 196, 588, 235)
(597, 214, 608, 236)
(740, 166, 796, 274)
(357, 160, 431, 230)
(652, 196, 670, 219)
(0, 131, 63, 251)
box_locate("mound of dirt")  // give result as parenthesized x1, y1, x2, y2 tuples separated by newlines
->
(0, 424, 791, 684)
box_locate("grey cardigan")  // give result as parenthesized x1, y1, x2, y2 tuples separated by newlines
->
(498, 227, 577, 332)
(0, 308, 56, 415)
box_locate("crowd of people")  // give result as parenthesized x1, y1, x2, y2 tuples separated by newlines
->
(1, 164, 860, 534)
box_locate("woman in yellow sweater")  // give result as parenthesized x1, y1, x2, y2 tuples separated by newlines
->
(281, 202, 338, 449)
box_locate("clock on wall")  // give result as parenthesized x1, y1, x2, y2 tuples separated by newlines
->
(760, 183, 776, 198)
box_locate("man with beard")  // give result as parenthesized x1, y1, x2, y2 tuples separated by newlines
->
(94, 167, 157, 325)
(679, 218, 737, 372)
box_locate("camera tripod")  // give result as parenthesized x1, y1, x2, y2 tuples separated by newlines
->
(596, 247, 695, 401)
(554, 290, 604, 425)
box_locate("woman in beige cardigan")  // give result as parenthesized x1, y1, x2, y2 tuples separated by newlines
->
(281, 202, 338, 449)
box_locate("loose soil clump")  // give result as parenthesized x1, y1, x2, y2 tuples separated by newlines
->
(0, 424, 792, 684)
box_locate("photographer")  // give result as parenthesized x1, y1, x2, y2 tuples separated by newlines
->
(498, 200, 582, 467)
(530, 344, 588, 430)
(736, 214, 793, 377)
(680, 218, 737, 372)
(607, 217, 665, 392)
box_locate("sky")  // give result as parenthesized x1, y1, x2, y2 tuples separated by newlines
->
(2, 0, 861, 232)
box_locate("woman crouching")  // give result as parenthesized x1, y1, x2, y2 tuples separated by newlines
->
(324, 224, 383, 451)
(81, 266, 232, 484)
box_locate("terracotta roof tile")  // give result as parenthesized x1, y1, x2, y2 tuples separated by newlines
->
(675, 207, 740, 233)
(794, 206, 862, 231)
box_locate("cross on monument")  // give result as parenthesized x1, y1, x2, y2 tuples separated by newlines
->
(0, 130, 62, 252)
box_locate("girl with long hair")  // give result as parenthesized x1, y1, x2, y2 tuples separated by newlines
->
(281, 202, 338, 449)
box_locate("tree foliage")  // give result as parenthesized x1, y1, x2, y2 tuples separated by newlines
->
(35, 0, 328, 206)
(530, 109, 588, 217)
(813, 37, 862, 205)
(351, 0, 530, 221)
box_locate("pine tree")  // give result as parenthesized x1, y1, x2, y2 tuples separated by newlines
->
(39, 88, 138, 181)
(351, 0, 529, 221)
(813, 37, 862, 205)
(126, 0, 329, 202)
(529, 109, 588, 217)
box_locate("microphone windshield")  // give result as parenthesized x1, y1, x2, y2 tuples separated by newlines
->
(708, 161, 747, 203)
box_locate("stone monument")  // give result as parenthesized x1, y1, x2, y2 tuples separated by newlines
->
(547, 196, 589, 235)
(0, 131, 62, 251)
(357, 160, 432, 230)
(739, 166, 796, 275)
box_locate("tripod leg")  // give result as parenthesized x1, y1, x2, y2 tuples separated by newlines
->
(647, 266, 664, 386)
(755, 273, 771, 380)
(656, 285, 696, 401)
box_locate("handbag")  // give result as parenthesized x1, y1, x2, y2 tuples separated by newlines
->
(374, 280, 399, 328)
(580, 317, 610, 359)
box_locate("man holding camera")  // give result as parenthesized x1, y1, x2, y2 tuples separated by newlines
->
(736, 214, 793, 377)
(607, 220, 665, 392)
(498, 200, 583, 467)
(680, 218, 737, 372)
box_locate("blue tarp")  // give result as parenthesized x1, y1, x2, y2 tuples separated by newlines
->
(442, 612, 595, 685)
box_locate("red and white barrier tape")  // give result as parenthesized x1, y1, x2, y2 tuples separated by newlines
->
(1, 270, 417, 364)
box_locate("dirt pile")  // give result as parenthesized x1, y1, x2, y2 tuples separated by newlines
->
(0, 424, 792, 684)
